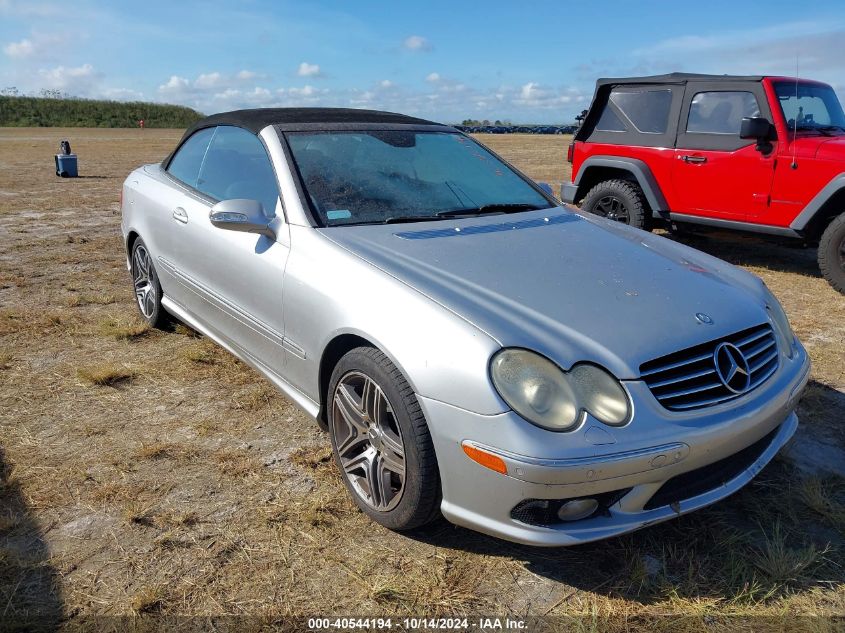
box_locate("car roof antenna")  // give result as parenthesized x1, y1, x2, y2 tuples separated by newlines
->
(791, 54, 799, 170)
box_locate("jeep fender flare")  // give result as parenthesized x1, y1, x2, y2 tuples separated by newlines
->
(789, 172, 845, 233)
(565, 156, 670, 217)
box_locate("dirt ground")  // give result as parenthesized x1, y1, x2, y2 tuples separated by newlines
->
(0, 128, 843, 631)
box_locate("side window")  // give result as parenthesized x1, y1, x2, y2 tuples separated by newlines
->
(686, 91, 760, 135)
(596, 106, 625, 132)
(196, 126, 280, 216)
(608, 89, 673, 133)
(166, 127, 215, 187)
(585, 85, 680, 148)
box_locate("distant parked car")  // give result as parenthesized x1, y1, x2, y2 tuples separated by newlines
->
(564, 72, 845, 293)
(121, 107, 809, 546)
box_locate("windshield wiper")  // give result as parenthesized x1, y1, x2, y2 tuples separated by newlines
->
(436, 203, 544, 218)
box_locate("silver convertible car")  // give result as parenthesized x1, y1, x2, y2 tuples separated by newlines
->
(121, 108, 810, 546)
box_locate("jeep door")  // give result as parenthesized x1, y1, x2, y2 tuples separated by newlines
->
(673, 83, 776, 221)
(162, 125, 290, 371)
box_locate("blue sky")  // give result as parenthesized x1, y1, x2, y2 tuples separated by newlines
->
(1, 0, 844, 123)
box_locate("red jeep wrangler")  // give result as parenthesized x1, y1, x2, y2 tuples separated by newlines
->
(563, 73, 845, 293)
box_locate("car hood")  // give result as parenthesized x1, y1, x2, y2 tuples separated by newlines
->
(319, 207, 770, 379)
(813, 135, 845, 161)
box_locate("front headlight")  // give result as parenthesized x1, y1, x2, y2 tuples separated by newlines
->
(765, 290, 795, 359)
(490, 349, 631, 432)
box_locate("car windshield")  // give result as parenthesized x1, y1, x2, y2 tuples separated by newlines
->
(285, 131, 551, 226)
(775, 81, 845, 133)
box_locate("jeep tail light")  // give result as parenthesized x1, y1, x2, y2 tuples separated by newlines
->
(567, 142, 575, 164)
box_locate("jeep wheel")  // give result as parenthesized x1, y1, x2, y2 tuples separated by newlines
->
(581, 179, 650, 231)
(818, 213, 845, 294)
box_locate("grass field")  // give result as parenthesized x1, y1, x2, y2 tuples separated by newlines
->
(0, 128, 843, 630)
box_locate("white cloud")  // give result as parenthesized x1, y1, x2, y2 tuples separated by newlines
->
(37, 63, 101, 95)
(297, 62, 321, 77)
(519, 82, 538, 101)
(289, 85, 318, 97)
(630, 21, 845, 85)
(236, 69, 257, 81)
(2, 32, 68, 60)
(149, 68, 588, 121)
(159, 75, 189, 93)
(403, 35, 431, 51)
(3, 37, 34, 58)
(194, 72, 223, 89)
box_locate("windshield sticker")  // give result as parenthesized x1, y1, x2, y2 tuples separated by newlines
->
(327, 209, 352, 221)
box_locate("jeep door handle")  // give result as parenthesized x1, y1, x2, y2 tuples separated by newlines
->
(172, 207, 188, 223)
(681, 155, 707, 164)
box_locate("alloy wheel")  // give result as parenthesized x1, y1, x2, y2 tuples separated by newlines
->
(595, 195, 630, 223)
(839, 235, 845, 272)
(132, 244, 156, 319)
(331, 371, 406, 512)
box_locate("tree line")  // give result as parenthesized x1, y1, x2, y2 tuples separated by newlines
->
(0, 92, 203, 128)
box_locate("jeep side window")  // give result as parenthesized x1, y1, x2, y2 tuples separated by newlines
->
(610, 89, 673, 133)
(596, 106, 625, 132)
(686, 92, 760, 135)
(596, 88, 673, 134)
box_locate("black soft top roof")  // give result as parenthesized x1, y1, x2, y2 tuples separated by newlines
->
(596, 72, 764, 87)
(185, 107, 440, 135)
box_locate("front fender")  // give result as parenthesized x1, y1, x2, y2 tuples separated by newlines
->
(282, 226, 507, 416)
(790, 172, 845, 232)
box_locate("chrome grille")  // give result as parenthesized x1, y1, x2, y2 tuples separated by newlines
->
(640, 323, 779, 411)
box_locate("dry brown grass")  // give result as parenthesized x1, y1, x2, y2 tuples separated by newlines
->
(0, 128, 842, 626)
(99, 314, 151, 340)
(76, 363, 135, 386)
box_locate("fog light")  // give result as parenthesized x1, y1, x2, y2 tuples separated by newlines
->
(556, 498, 599, 521)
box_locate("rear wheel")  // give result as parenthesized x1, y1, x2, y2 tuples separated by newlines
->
(818, 213, 845, 294)
(328, 347, 441, 531)
(581, 179, 650, 231)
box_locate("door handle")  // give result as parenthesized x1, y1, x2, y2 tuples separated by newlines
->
(681, 155, 707, 164)
(172, 207, 188, 223)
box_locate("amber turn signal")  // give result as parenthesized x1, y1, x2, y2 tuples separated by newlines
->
(462, 443, 507, 475)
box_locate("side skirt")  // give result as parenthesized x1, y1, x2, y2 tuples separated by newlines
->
(669, 213, 802, 238)
(161, 295, 321, 420)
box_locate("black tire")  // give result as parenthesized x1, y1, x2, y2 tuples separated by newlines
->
(129, 237, 171, 329)
(818, 213, 845, 294)
(581, 179, 650, 231)
(327, 346, 441, 531)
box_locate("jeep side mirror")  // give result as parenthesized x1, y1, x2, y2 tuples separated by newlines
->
(209, 199, 275, 239)
(740, 117, 771, 141)
(740, 117, 774, 154)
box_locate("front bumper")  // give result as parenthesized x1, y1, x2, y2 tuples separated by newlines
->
(561, 182, 578, 204)
(421, 343, 810, 546)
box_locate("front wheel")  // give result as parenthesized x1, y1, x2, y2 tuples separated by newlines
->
(581, 179, 650, 231)
(328, 347, 441, 531)
(818, 213, 845, 294)
(130, 238, 171, 328)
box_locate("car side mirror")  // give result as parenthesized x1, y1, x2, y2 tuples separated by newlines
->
(740, 117, 774, 154)
(209, 199, 275, 239)
(740, 117, 772, 141)
(537, 182, 554, 196)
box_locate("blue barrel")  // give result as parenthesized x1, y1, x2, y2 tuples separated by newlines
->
(55, 153, 78, 177)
